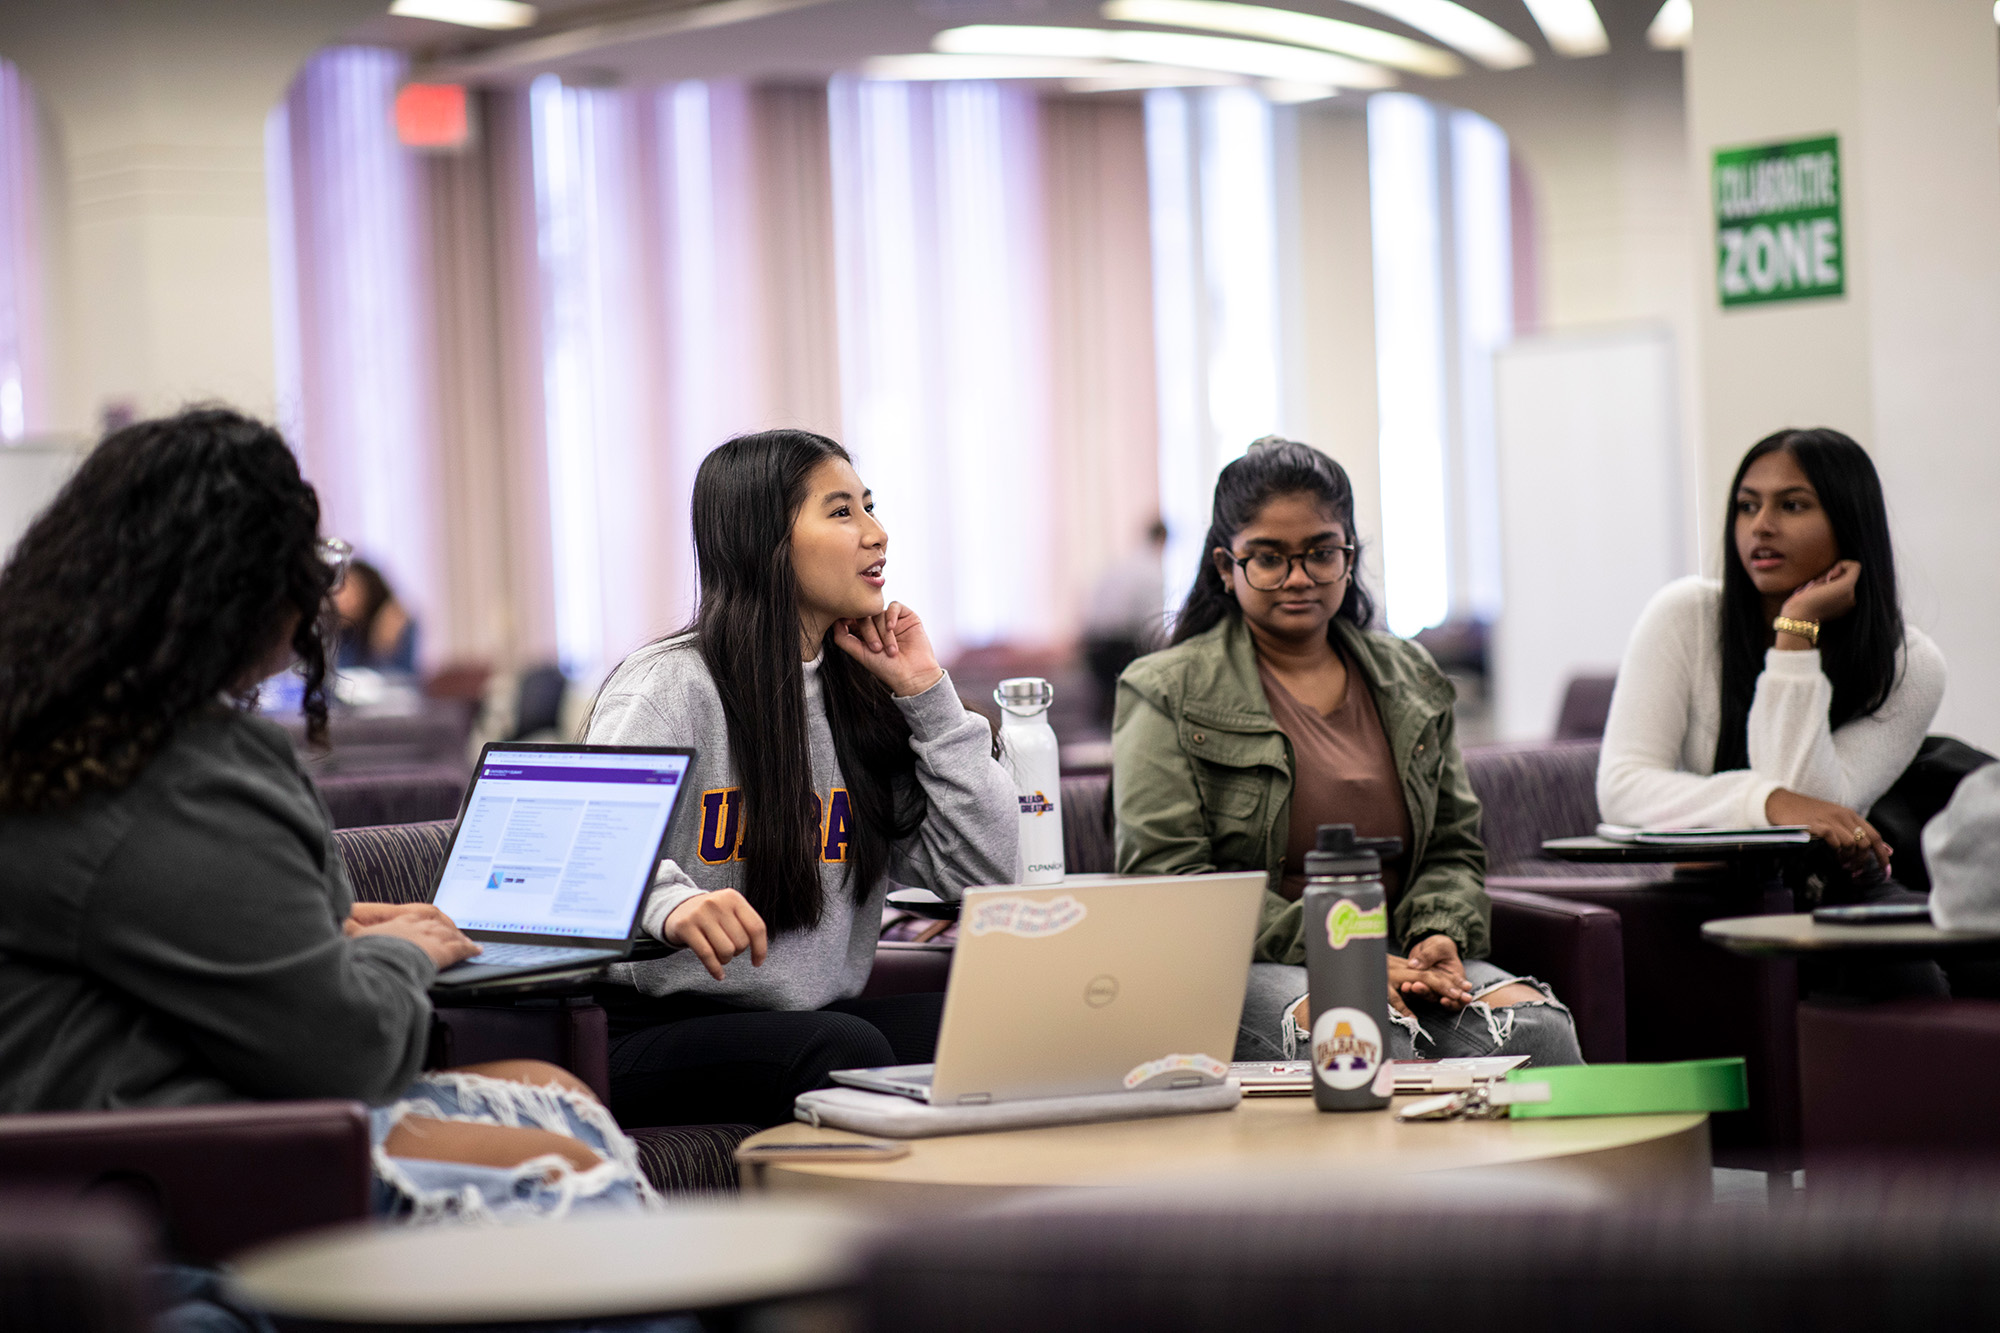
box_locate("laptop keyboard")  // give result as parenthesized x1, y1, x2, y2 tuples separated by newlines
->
(456, 943, 610, 969)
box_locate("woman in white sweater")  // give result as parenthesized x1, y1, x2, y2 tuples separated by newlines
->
(1599, 428, 1944, 882)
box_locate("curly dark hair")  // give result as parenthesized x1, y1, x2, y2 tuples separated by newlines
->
(0, 407, 336, 810)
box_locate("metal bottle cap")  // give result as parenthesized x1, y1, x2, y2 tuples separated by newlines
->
(1303, 823, 1403, 878)
(994, 677, 1054, 716)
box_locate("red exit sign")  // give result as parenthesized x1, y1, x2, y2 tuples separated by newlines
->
(395, 83, 473, 150)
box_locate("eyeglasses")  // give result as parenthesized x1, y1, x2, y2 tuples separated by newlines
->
(1225, 544, 1354, 592)
(317, 537, 353, 592)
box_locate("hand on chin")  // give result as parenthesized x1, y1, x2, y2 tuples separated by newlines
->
(832, 601, 945, 698)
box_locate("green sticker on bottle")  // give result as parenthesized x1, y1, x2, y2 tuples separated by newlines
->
(1325, 898, 1387, 950)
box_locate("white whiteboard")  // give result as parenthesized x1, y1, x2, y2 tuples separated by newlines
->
(0, 439, 88, 565)
(1491, 325, 1688, 741)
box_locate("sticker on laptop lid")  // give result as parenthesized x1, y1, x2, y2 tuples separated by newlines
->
(966, 894, 1087, 938)
(1122, 1052, 1229, 1091)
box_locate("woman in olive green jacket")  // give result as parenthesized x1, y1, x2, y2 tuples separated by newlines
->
(1113, 438, 1581, 1067)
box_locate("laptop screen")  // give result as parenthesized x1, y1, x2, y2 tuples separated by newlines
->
(431, 748, 693, 941)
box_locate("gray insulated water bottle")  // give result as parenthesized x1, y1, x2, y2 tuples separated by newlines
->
(1302, 823, 1401, 1112)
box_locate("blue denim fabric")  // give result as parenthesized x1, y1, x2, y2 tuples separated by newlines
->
(369, 1072, 655, 1221)
(1238, 959, 1584, 1067)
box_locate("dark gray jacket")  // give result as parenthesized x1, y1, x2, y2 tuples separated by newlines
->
(0, 708, 436, 1111)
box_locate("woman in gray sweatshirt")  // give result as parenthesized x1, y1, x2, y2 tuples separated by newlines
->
(587, 429, 1020, 1128)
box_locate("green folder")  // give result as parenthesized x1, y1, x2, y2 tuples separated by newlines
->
(1504, 1058, 1748, 1118)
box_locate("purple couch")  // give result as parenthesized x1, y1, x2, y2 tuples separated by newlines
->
(1798, 997, 2000, 1167)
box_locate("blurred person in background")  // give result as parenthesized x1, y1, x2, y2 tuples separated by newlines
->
(1082, 517, 1168, 727)
(335, 556, 419, 674)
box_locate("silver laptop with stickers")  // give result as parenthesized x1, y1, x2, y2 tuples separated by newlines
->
(833, 872, 1264, 1105)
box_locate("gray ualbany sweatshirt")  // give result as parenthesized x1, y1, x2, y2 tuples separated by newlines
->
(587, 635, 1020, 1009)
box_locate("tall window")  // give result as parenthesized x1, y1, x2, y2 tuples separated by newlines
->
(528, 74, 652, 677)
(267, 47, 440, 653)
(827, 76, 1053, 657)
(0, 57, 43, 442)
(1367, 92, 1512, 636)
(1145, 86, 1285, 608)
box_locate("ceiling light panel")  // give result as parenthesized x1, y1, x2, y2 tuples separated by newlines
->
(935, 24, 1397, 89)
(389, 0, 538, 30)
(862, 53, 1119, 80)
(1336, 0, 1532, 70)
(1646, 0, 1690, 49)
(1102, 0, 1461, 77)
(1064, 66, 1246, 91)
(1519, 0, 1609, 56)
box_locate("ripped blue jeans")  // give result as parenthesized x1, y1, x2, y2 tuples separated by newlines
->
(1238, 960, 1585, 1067)
(368, 1071, 660, 1221)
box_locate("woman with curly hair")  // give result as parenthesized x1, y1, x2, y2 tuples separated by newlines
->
(0, 408, 655, 1224)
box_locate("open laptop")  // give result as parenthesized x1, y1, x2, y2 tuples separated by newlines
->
(833, 872, 1264, 1104)
(424, 742, 696, 991)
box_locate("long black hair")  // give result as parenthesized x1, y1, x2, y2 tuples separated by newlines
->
(0, 408, 335, 811)
(1170, 435, 1375, 645)
(1713, 427, 1902, 773)
(683, 429, 925, 936)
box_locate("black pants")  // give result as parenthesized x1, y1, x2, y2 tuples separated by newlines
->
(598, 988, 946, 1129)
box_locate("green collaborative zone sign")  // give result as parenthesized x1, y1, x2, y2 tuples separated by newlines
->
(1713, 135, 1843, 308)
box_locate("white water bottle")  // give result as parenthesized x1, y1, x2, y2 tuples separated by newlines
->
(994, 677, 1066, 885)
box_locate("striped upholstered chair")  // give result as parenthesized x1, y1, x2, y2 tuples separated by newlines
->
(332, 820, 754, 1195)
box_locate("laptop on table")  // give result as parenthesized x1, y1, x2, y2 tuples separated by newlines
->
(423, 742, 695, 992)
(833, 872, 1265, 1105)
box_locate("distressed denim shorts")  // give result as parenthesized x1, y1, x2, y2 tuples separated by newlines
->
(1242, 959, 1584, 1068)
(368, 1071, 659, 1221)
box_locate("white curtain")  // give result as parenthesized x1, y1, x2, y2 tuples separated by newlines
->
(0, 56, 46, 441)
(272, 68, 1161, 678)
(268, 47, 444, 662)
(1144, 86, 1287, 610)
(827, 77, 1057, 660)
(1367, 91, 1513, 637)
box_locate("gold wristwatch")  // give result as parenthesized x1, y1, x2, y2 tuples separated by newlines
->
(1772, 615, 1820, 646)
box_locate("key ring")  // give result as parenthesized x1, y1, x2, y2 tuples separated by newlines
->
(1395, 1081, 1551, 1122)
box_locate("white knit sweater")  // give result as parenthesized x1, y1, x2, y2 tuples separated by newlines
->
(1596, 576, 1946, 829)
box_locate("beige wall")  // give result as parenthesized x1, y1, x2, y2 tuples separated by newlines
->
(0, 0, 381, 435)
(1426, 48, 1702, 560)
(1686, 0, 2000, 748)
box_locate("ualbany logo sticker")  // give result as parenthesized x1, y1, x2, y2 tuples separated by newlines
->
(1017, 790, 1055, 817)
(1325, 898, 1388, 950)
(695, 787, 851, 865)
(1312, 1007, 1383, 1091)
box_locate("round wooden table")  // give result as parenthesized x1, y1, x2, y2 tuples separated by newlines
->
(1704, 912, 2000, 958)
(740, 1095, 1709, 1209)
(227, 1203, 880, 1327)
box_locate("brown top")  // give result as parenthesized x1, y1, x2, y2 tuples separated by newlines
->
(1260, 653, 1414, 902)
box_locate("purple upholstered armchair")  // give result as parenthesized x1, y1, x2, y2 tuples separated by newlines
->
(1464, 740, 1800, 1172)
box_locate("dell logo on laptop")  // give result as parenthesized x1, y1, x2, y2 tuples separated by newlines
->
(1084, 975, 1119, 1008)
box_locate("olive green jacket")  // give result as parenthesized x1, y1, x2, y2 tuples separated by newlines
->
(1111, 614, 1490, 966)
